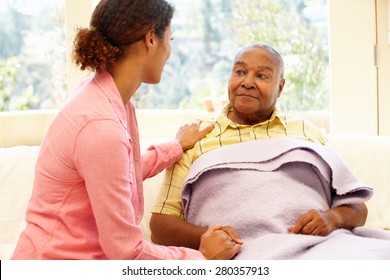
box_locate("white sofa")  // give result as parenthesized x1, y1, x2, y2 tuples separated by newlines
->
(1, 110, 390, 260)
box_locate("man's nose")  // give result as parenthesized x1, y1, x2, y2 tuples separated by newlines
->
(241, 76, 255, 88)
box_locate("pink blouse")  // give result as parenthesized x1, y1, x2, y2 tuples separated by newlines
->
(11, 71, 204, 260)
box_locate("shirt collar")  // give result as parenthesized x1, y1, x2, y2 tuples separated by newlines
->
(93, 70, 129, 130)
(210, 103, 285, 137)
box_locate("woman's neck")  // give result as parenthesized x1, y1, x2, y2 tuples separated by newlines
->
(109, 44, 146, 105)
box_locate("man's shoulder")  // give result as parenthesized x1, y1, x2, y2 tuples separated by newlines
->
(199, 114, 220, 128)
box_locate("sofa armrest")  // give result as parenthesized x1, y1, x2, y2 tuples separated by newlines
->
(327, 134, 390, 230)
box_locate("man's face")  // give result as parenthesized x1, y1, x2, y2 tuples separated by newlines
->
(227, 46, 285, 125)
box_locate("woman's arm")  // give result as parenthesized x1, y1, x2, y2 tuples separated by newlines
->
(141, 120, 214, 180)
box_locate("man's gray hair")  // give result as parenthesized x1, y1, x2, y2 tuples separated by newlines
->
(235, 43, 285, 79)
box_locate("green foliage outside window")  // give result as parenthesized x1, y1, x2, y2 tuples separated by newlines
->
(0, 0, 328, 112)
(136, 0, 329, 111)
(0, 0, 66, 111)
(231, 0, 329, 111)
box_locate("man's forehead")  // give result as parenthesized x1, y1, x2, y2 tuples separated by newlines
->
(234, 47, 280, 70)
(234, 55, 275, 69)
(233, 59, 274, 72)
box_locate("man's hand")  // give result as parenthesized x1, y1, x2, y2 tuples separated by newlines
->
(222, 225, 244, 244)
(288, 203, 368, 236)
(287, 209, 335, 236)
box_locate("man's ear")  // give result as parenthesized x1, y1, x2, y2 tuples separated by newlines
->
(278, 78, 285, 97)
(144, 30, 155, 49)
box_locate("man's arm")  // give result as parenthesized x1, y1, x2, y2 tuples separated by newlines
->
(150, 213, 243, 249)
(288, 203, 368, 236)
(150, 213, 207, 249)
(328, 203, 368, 229)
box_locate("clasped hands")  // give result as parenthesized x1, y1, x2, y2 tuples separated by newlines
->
(200, 209, 336, 260)
(199, 225, 243, 260)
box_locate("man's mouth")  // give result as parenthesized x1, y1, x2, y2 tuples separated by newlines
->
(236, 93, 259, 100)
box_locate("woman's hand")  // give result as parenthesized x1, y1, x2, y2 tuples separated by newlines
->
(199, 225, 242, 260)
(175, 119, 214, 151)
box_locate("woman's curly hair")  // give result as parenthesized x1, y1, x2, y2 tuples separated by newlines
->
(73, 0, 174, 72)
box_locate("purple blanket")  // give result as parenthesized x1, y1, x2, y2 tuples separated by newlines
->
(181, 138, 390, 259)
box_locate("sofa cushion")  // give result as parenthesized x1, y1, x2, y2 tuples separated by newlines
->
(0, 146, 39, 259)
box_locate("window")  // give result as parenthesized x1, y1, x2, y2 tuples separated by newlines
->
(136, 0, 329, 113)
(1, 0, 329, 114)
(0, 0, 66, 111)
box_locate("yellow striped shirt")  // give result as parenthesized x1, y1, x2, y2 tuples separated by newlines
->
(152, 104, 327, 219)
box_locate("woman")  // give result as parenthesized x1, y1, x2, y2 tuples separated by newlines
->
(11, 0, 241, 260)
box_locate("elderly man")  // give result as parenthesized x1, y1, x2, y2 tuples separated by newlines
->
(150, 44, 367, 251)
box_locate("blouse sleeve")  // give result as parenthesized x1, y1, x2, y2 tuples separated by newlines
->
(141, 141, 183, 180)
(73, 119, 203, 260)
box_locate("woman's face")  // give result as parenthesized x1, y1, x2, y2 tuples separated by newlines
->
(144, 25, 172, 84)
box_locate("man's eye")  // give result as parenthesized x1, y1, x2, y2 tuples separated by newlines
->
(236, 70, 245, 75)
(258, 73, 268, 79)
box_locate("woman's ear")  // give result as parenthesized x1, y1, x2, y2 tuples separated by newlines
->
(144, 30, 155, 49)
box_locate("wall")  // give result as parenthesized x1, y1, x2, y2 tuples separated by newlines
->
(377, 0, 390, 135)
(329, 0, 390, 135)
(328, 0, 378, 134)
(65, 0, 93, 93)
